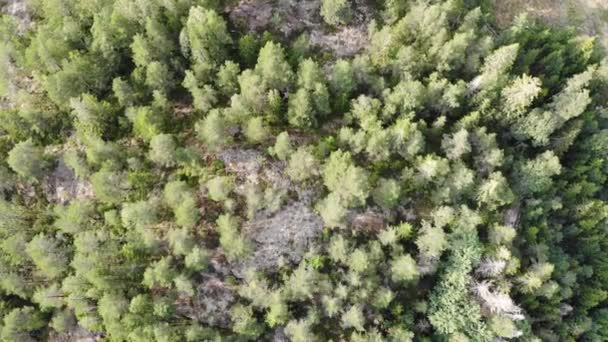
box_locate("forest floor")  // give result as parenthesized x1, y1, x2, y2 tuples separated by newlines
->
(493, 0, 608, 48)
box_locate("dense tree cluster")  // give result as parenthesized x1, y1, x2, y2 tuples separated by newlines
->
(0, 0, 607, 341)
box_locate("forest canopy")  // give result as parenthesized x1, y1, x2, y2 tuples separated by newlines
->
(0, 0, 607, 341)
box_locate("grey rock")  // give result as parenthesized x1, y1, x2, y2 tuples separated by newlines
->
(176, 275, 236, 328)
(47, 326, 100, 342)
(42, 159, 93, 204)
(234, 201, 324, 277)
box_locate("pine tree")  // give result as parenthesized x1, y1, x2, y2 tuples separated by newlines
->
(287, 147, 319, 182)
(323, 150, 370, 207)
(268, 131, 292, 161)
(195, 109, 232, 151)
(7, 139, 47, 181)
(26, 233, 70, 280)
(255, 41, 294, 91)
(149, 134, 178, 167)
(320, 0, 352, 26)
(182, 7, 232, 68)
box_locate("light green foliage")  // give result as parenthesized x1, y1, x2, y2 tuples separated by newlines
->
(244, 116, 269, 144)
(415, 154, 451, 183)
(2, 1, 608, 341)
(285, 319, 317, 342)
(297, 59, 325, 90)
(7, 140, 47, 181)
(70, 94, 116, 139)
(206, 176, 234, 202)
(173, 196, 199, 228)
(174, 274, 195, 296)
(285, 263, 318, 301)
(472, 127, 504, 173)
(268, 131, 292, 161)
(348, 248, 369, 273)
(216, 214, 250, 260)
(50, 309, 76, 333)
(84, 137, 123, 168)
(168, 227, 195, 256)
(265, 290, 288, 327)
(488, 224, 517, 245)
(328, 234, 350, 264)
(231, 304, 263, 338)
(63, 150, 90, 180)
(331, 59, 356, 96)
(43, 52, 111, 109)
(98, 292, 129, 324)
(255, 41, 294, 91)
(195, 109, 232, 151)
(378, 223, 412, 246)
(287, 88, 315, 128)
(183, 70, 218, 112)
(391, 116, 425, 159)
(33, 283, 64, 309)
(341, 305, 365, 331)
(149, 134, 178, 167)
(145, 61, 172, 92)
(416, 223, 447, 259)
(515, 67, 594, 145)
(286, 147, 319, 182)
(0, 272, 28, 298)
(323, 150, 370, 207)
(243, 183, 263, 219)
(182, 7, 232, 67)
(54, 200, 96, 234)
(501, 74, 542, 117)
(217, 61, 240, 97)
(142, 257, 176, 289)
(489, 316, 520, 339)
(1, 307, 45, 342)
(121, 200, 159, 230)
(390, 254, 419, 283)
(517, 262, 554, 294)
(320, 0, 352, 26)
(164, 181, 200, 228)
(112, 77, 136, 107)
(185, 246, 209, 272)
(476, 172, 515, 209)
(287, 58, 331, 128)
(475, 44, 520, 91)
(442, 129, 471, 160)
(234, 69, 266, 116)
(372, 178, 401, 208)
(383, 0, 408, 24)
(515, 151, 562, 194)
(382, 79, 426, 120)
(26, 234, 69, 280)
(164, 181, 193, 208)
(128, 106, 165, 141)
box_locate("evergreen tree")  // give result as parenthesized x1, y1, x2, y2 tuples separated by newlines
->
(255, 41, 294, 91)
(7, 140, 47, 181)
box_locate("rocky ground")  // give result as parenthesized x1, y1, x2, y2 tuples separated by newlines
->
(0, 0, 30, 33)
(228, 0, 373, 57)
(493, 0, 608, 48)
